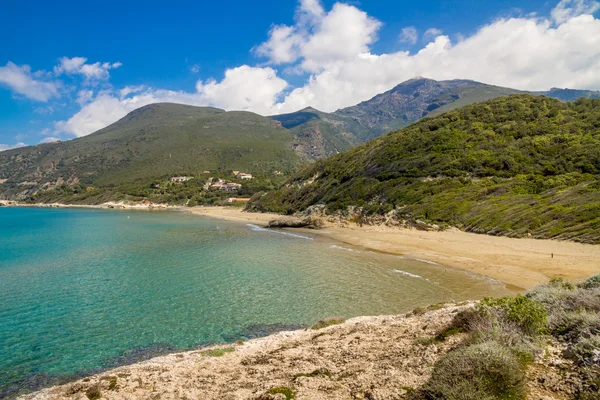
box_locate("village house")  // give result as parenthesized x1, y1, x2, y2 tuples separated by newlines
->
(171, 176, 193, 183)
(233, 171, 253, 180)
(211, 182, 242, 192)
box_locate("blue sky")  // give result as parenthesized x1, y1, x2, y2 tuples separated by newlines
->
(1, 0, 599, 149)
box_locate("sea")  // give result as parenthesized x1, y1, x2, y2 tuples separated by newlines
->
(0, 207, 511, 398)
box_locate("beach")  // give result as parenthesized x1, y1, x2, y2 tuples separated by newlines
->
(188, 206, 600, 291)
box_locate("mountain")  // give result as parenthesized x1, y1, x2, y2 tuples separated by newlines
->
(250, 95, 600, 243)
(270, 77, 600, 149)
(0, 103, 304, 201)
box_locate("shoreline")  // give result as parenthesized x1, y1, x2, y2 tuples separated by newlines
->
(186, 206, 600, 291)
(5, 202, 600, 290)
(19, 304, 471, 400)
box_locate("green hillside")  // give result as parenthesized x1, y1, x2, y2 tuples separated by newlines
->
(270, 78, 600, 153)
(250, 95, 600, 243)
(0, 103, 304, 203)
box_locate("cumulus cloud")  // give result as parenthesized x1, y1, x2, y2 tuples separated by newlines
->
(0, 142, 26, 152)
(55, 0, 600, 138)
(0, 62, 60, 101)
(55, 56, 122, 81)
(255, 0, 380, 71)
(399, 27, 418, 44)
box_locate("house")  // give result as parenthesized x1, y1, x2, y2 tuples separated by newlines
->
(171, 176, 193, 183)
(233, 171, 253, 180)
(211, 182, 242, 192)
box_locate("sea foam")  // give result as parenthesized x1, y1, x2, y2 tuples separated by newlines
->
(247, 224, 313, 240)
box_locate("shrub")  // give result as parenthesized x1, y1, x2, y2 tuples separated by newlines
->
(579, 273, 600, 289)
(552, 310, 600, 339)
(311, 317, 345, 330)
(572, 335, 600, 363)
(263, 386, 295, 400)
(85, 385, 102, 400)
(480, 295, 547, 335)
(201, 347, 235, 357)
(423, 341, 527, 400)
(549, 277, 575, 290)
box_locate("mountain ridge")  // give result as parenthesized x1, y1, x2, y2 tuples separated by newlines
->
(249, 94, 600, 243)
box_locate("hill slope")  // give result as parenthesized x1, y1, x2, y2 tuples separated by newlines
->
(250, 95, 600, 243)
(0, 103, 304, 201)
(271, 78, 600, 149)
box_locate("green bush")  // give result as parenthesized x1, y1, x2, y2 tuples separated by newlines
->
(311, 317, 345, 330)
(479, 295, 547, 335)
(423, 341, 527, 400)
(579, 273, 600, 289)
(201, 347, 235, 357)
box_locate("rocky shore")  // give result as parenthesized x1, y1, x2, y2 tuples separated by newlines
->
(19, 303, 579, 400)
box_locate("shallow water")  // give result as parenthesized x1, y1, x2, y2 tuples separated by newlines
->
(0, 207, 511, 397)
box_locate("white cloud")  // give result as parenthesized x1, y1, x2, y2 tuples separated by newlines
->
(40, 137, 60, 144)
(255, 0, 381, 71)
(54, 0, 600, 138)
(0, 62, 60, 102)
(190, 64, 200, 73)
(76, 89, 94, 106)
(55, 57, 122, 81)
(424, 28, 443, 39)
(399, 27, 418, 44)
(195, 66, 288, 113)
(552, 0, 600, 23)
(266, 2, 600, 113)
(0, 142, 26, 152)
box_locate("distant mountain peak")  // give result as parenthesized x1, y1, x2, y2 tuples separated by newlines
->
(299, 106, 320, 113)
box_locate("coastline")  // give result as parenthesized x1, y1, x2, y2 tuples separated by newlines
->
(17, 304, 473, 400)
(187, 206, 600, 291)
(5, 201, 600, 290)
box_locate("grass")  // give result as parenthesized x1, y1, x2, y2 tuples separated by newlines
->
(201, 347, 235, 357)
(264, 386, 295, 400)
(311, 317, 345, 330)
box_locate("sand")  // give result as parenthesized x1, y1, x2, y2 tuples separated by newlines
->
(188, 207, 600, 291)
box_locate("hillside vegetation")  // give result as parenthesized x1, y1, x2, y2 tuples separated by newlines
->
(0, 103, 303, 203)
(249, 95, 600, 243)
(270, 77, 600, 149)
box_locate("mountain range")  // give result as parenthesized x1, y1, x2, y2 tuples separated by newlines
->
(270, 77, 600, 159)
(0, 77, 599, 201)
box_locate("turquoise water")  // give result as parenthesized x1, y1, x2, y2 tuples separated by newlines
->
(0, 207, 510, 397)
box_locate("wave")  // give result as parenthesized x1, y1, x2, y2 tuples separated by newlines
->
(246, 224, 313, 240)
(397, 256, 438, 265)
(392, 269, 425, 279)
(329, 245, 357, 252)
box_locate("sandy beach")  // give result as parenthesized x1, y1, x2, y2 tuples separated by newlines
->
(188, 207, 600, 291)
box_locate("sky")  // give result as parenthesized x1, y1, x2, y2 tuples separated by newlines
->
(1, 0, 600, 150)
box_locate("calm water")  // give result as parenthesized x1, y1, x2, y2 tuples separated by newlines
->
(0, 207, 511, 397)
